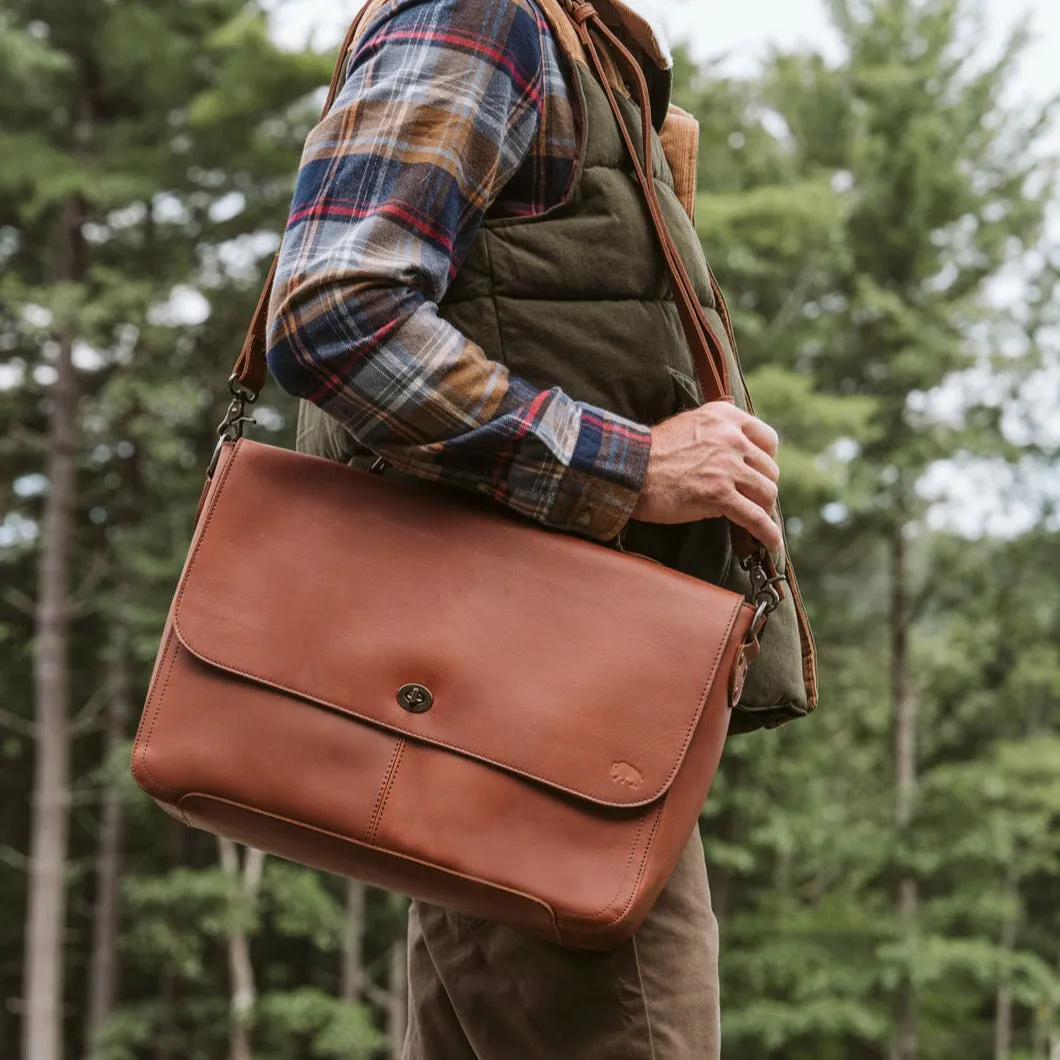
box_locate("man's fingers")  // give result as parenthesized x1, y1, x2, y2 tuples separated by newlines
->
(724, 490, 783, 553)
(709, 403, 779, 457)
(743, 446, 780, 484)
(638, 405, 784, 539)
(735, 466, 779, 512)
(740, 414, 779, 458)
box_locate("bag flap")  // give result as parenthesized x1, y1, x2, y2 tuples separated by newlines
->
(173, 441, 748, 809)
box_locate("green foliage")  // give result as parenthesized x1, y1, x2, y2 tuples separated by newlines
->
(122, 868, 235, 980)
(1, 2, 1057, 1059)
(258, 988, 384, 1059)
(674, 2, 1059, 1057)
(264, 862, 346, 951)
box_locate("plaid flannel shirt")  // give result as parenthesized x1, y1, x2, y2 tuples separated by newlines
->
(266, 0, 652, 540)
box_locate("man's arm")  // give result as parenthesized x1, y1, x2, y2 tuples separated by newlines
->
(266, 0, 651, 541)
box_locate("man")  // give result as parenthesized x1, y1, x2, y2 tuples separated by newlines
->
(266, 0, 814, 1055)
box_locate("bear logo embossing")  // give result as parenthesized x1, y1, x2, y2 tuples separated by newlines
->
(610, 761, 644, 790)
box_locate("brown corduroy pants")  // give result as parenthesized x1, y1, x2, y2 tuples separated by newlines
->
(402, 830, 721, 1059)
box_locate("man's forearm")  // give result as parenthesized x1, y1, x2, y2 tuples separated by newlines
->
(267, 268, 651, 540)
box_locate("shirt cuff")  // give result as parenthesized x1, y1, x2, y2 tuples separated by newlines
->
(545, 412, 652, 541)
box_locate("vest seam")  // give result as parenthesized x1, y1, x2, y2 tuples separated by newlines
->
(484, 51, 591, 231)
(486, 294, 699, 305)
(479, 234, 509, 369)
(483, 160, 679, 233)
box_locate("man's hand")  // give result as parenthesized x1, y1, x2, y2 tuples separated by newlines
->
(632, 402, 783, 553)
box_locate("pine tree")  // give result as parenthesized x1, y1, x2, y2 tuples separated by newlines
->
(676, 0, 1058, 1055)
(0, 1, 325, 1054)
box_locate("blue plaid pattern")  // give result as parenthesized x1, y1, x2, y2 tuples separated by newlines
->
(266, 0, 651, 540)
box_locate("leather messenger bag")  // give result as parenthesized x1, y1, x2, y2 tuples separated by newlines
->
(131, 1, 787, 950)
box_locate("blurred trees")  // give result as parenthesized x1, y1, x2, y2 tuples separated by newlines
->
(677, 0, 1060, 1057)
(0, 0, 1057, 1058)
(1, 0, 326, 1056)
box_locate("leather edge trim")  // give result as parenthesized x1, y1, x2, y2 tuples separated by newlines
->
(597, 798, 666, 926)
(130, 626, 183, 806)
(551, 800, 666, 946)
(178, 791, 562, 944)
(589, 800, 663, 926)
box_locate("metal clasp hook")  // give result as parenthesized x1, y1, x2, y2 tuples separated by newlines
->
(207, 375, 260, 474)
(740, 546, 785, 646)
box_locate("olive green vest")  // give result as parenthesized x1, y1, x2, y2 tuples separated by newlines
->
(296, 49, 816, 731)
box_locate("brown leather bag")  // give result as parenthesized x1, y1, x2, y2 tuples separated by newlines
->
(130, 0, 786, 950)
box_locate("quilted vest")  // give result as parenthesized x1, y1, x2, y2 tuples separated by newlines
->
(295, 0, 817, 730)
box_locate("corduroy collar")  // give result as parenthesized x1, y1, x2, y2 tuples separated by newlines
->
(600, 0, 672, 70)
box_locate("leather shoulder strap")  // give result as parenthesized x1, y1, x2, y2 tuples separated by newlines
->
(567, 1, 782, 569)
(563, 2, 731, 401)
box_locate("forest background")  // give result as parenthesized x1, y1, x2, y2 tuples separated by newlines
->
(1, 0, 1058, 1058)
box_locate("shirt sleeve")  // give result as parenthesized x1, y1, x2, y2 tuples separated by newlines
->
(265, 0, 651, 541)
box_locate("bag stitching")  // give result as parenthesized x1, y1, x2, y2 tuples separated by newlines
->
(367, 738, 406, 845)
(131, 633, 182, 804)
(582, 816, 646, 923)
(365, 738, 403, 843)
(135, 441, 243, 805)
(587, 801, 664, 925)
(177, 790, 562, 944)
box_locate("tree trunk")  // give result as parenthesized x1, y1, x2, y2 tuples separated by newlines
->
(23, 195, 83, 1060)
(387, 899, 409, 1059)
(156, 823, 185, 1060)
(341, 881, 368, 1004)
(218, 840, 265, 1060)
(1037, 952, 1060, 1060)
(993, 867, 1020, 1060)
(83, 630, 131, 1059)
(890, 522, 918, 1060)
(155, 969, 177, 1060)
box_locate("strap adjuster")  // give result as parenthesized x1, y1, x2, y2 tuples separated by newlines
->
(566, 1, 597, 24)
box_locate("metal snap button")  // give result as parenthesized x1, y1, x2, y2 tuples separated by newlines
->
(397, 683, 433, 713)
